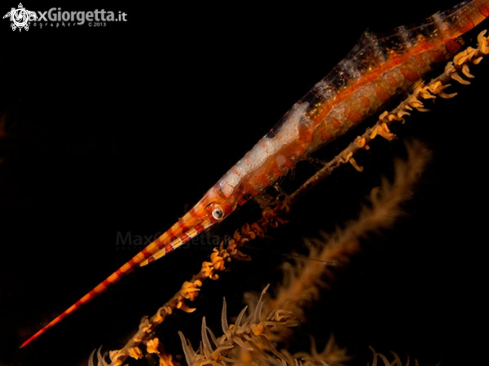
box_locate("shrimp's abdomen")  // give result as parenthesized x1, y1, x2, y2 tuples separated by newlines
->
(217, 1, 489, 204)
(303, 0, 489, 153)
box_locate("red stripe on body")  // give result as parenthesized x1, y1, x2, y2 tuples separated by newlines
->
(445, 39, 462, 56)
(459, 15, 475, 33)
(386, 75, 398, 88)
(180, 233, 190, 243)
(89, 289, 98, 297)
(427, 49, 445, 63)
(141, 247, 152, 258)
(413, 54, 426, 68)
(345, 107, 363, 124)
(399, 64, 420, 82)
(359, 96, 370, 108)
(127, 258, 137, 267)
(480, 4, 489, 18)
(320, 128, 334, 142)
(330, 118, 342, 130)
(165, 243, 175, 253)
(195, 224, 204, 233)
(374, 85, 391, 102)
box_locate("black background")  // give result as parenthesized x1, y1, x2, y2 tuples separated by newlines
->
(1, 1, 487, 365)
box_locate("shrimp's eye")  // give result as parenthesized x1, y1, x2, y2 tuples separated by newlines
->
(212, 208, 224, 220)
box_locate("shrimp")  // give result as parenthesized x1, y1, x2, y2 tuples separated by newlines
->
(20, 0, 489, 348)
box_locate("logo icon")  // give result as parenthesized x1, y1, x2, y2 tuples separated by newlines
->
(3, 3, 35, 31)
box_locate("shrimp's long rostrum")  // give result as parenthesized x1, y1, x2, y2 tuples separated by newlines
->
(21, 0, 489, 348)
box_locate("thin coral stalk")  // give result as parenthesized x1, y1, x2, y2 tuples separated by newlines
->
(266, 140, 431, 324)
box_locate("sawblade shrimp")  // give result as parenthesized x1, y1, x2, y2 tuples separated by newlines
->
(9, 1, 489, 365)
